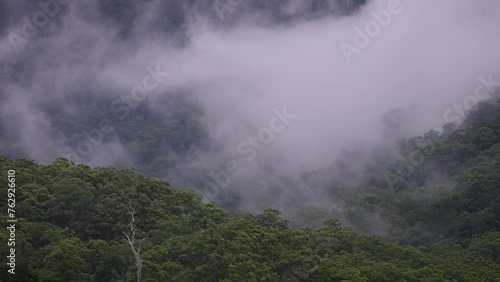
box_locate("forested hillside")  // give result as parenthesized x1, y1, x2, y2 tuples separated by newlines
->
(344, 99, 500, 244)
(1, 0, 500, 281)
(1, 98, 500, 281)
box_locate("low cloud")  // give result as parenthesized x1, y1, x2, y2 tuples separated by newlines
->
(1, 0, 499, 218)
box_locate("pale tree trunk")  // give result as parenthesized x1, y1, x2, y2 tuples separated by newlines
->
(123, 205, 146, 282)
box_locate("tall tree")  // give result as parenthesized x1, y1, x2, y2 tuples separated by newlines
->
(123, 205, 146, 282)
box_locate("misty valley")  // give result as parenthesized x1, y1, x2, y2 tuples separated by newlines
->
(1, 0, 500, 281)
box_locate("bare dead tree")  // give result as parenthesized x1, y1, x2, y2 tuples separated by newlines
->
(123, 205, 146, 282)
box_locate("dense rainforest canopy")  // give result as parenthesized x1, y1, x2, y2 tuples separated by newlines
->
(1, 98, 500, 281)
(1, 1, 500, 281)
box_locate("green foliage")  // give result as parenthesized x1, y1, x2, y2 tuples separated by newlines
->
(51, 94, 207, 178)
(344, 99, 500, 246)
(2, 155, 498, 281)
(1, 99, 499, 280)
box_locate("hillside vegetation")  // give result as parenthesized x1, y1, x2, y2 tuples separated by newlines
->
(1, 99, 500, 281)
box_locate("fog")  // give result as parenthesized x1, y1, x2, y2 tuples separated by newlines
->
(1, 0, 499, 221)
